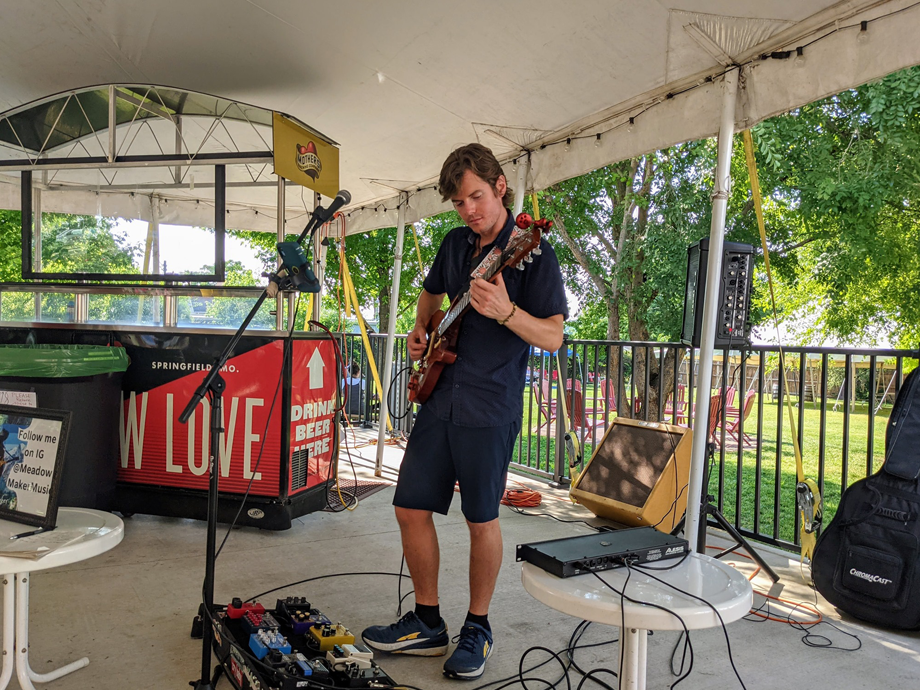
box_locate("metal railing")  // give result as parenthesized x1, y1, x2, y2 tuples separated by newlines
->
(340, 333, 920, 551)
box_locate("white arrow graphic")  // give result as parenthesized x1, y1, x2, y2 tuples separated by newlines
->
(307, 348, 326, 389)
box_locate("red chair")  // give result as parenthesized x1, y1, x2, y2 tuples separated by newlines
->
(598, 379, 617, 413)
(564, 388, 606, 437)
(722, 389, 757, 447)
(664, 383, 688, 424)
(707, 393, 724, 447)
(531, 378, 557, 431)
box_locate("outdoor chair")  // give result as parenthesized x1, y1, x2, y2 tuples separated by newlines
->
(564, 388, 607, 438)
(722, 386, 738, 416)
(531, 378, 557, 431)
(664, 383, 688, 425)
(722, 388, 757, 447)
(707, 393, 724, 447)
(598, 378, 617, 414)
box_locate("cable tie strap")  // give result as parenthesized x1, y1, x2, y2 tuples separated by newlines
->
(497, 302, 517, 326)
(710, 190, 729, 201)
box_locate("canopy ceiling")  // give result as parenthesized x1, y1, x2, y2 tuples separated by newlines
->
(1, 0, 919, 235)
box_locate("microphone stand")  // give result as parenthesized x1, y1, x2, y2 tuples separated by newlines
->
(183, 197, 335, 690)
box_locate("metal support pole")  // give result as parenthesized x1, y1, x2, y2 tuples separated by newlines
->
(32, 179, 41, 321)
(685, 68, 739, 553)
(276, 176, 286, 331)
(107, 85, 116, 164)
(312, 191, 323, 326)
(74, 294, 89, 323)
(164, 295, 178, 327)
(375, 193, 407, 475)
(174, 116, 183, 184)
(512, 156, 530, 217)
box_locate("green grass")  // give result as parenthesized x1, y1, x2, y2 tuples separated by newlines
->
(511, 388, 891, 547)
(705, 394, 889, 544)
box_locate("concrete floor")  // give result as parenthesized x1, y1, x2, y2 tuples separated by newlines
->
(16, 427, 920, 690)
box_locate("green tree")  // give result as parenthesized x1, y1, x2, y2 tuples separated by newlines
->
(1, 211, 142, 322)
(749, 66, 920, 348)
(200, 260, 274, 329)
(324, 213, 455, 334)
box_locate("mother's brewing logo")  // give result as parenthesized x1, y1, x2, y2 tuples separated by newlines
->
(296, 141, 322, 180)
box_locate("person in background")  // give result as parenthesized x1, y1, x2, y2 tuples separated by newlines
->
(342, 362, 365, 416)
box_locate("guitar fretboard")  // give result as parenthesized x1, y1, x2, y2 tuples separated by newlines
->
(436, 246, 505, 337)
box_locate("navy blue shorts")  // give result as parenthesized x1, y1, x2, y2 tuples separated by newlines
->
(393, 405, 520, 523)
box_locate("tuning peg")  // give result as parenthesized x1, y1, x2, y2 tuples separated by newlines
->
(532, 247, 542, 256)
(516, 262, 525, 270)
(525, 255, 533, 263)
(515, 212, 533, 229)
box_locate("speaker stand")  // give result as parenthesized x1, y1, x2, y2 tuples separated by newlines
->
(673, 445, 779, 583)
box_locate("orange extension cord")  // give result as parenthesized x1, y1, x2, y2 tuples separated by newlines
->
(501, 480, 543, 507)
(705, 545, 823, 626)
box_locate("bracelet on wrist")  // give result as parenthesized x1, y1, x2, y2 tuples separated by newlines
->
(497, 302, 517, 326)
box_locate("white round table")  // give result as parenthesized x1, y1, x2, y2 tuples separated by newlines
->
(522, 552, 753, 690)
(0, 508, 124, 690)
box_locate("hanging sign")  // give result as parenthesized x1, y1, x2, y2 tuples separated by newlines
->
(272, 112, 340, 199)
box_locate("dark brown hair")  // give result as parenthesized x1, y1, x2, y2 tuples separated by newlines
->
(438, 143, 511, 206)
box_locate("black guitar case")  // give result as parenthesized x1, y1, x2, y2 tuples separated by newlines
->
(812, 367, 920, 629)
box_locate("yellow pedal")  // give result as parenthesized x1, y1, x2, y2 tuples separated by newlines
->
(308, 623, 355, 652)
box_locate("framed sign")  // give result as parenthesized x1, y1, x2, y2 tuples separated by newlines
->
(0, 405, 71, 528)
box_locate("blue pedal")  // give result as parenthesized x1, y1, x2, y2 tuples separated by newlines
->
(249, 630, 291, 660)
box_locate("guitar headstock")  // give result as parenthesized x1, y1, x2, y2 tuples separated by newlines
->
(469, 214, 552, 280)
(515, 213, 553, 233)
(500, 213, 552, 271)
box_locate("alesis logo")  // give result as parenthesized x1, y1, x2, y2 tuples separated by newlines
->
(850, 568, 893, 585)
(665, 546, 685, 555)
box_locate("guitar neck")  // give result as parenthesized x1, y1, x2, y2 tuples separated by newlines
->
(435, 248, 505, 337)
(434, 223, 542, 338)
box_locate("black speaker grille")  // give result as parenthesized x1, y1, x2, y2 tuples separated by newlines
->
(578, 424, 679, 507)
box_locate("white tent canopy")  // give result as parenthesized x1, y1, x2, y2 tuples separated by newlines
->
(3, 0, 920, 545)
(1, 0, 919, 234)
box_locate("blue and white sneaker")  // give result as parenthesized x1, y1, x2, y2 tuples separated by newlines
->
(361, 611, 449, 656)
(443, 622, 493, 680)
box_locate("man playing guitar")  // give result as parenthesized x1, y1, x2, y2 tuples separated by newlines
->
(362, 144, 567, 680)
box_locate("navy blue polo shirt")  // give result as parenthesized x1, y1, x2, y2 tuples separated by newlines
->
(422, 209, 568, 427)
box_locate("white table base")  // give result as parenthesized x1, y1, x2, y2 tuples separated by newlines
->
(1, 574, 90, 690)
(522, 553, 753, 690)
(620, 626, 648, 690)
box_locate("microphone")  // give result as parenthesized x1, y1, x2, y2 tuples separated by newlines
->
(318, 189, 351, 224)
(295, 189, 352, 245)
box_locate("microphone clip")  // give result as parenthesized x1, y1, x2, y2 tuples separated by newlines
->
(272, 241, 320, 293)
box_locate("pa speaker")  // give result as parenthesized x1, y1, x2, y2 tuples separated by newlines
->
(680, 238, 754, 348)
(569, 418, 692, 532)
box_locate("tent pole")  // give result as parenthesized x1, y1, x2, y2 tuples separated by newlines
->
(275, 178, 286, 330)
(685, 67, 739, 553)
(512, 156, 529, 216)
(375, 192, 408, 475)
(312, 191, 323, 326)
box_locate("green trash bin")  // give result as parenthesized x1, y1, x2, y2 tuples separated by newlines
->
(0, 345, 130, 510)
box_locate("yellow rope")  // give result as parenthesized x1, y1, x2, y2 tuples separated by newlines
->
(341, 257, 393, 431)
(743, 129, 821, 562)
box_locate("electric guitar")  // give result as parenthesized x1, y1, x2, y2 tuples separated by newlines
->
(407, 213, 552, 404)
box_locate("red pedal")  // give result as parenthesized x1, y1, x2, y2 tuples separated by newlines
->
(227, 597, 265, 620)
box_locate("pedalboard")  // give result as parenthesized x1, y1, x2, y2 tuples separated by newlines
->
(211, 596, 395, 690)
